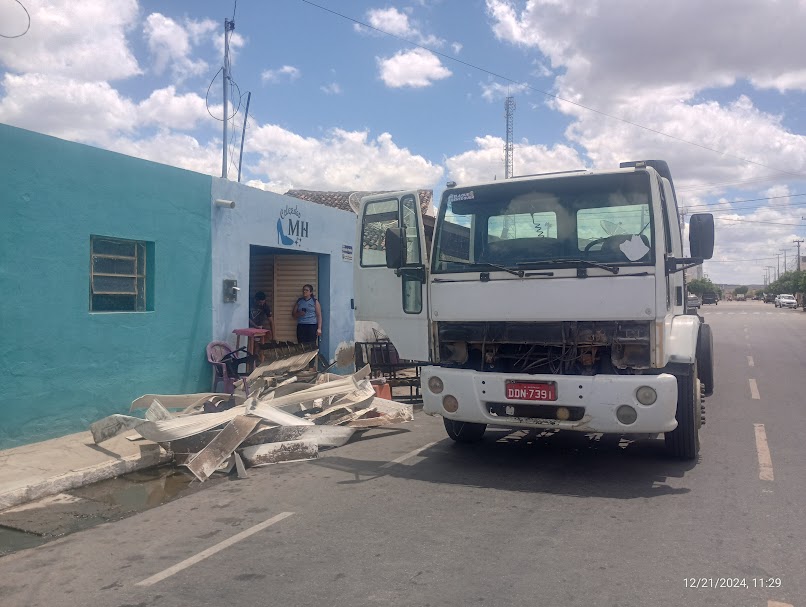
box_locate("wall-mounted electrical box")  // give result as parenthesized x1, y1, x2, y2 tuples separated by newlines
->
(223, 279, 239, 303)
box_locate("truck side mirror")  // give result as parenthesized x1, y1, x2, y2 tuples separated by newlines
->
(689, 213, 714, 259)
(385, 226, 406, 269)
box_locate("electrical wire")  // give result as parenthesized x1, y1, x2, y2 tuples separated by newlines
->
(298, 0, 806, 180)
(1, 0, 30, 38)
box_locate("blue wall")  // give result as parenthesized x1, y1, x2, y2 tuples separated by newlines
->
(0, 125, 213, 448)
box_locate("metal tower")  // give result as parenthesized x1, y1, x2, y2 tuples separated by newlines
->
(504, 96, 515, 178)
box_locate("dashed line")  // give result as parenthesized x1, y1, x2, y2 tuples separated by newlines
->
(768, 599, 793, 607)
(749, 378, 760, 400)
(136, 512, 294, 587)
(380, 441, 439, 469)
(754, 424, 775, 482)
(747, 356, 755, 367)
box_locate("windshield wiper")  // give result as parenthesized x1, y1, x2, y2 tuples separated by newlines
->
(479, 261, 527, 276)
(516, 258, 620, 274)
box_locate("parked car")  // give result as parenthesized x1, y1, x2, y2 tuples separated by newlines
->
(775, 294, 797, 309)
(687, 293, 701, 310)
(701, 292, 718, 305)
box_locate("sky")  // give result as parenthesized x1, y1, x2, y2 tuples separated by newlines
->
(3, 0, 806, 286)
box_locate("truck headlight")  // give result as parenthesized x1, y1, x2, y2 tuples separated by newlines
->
(443, 395, 459, 413)
(428, 376, 444, 394)
(635, 386, 657, 405)
(616, 405, 638, 425)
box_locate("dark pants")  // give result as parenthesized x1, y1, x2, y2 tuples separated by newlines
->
(297, 323, 318, 345)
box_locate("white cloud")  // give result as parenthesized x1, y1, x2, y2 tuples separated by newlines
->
(321, 82, 342, 95)
(451, 42, 463, 55)
(445, 135, 584, 184)
(137, 87, 210, 130)
(110, 130, 221, 176)
(480, 81, 529, 102)
(244, 125, 444, 193)
(358, 7, 444, 46)
(0, 73, 137, 145)
(0, 0, 141, 81)
(144, 13, 209, 81)
(261, 65, 301, 83)
(377, 48, 451, 88)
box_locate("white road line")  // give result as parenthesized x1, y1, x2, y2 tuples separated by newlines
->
(749, 378, 760, 399)
(380, 441, 439, 469)
(768, 600, 793, 607)
(747, 356, 755, 367)
(135, 512, 294, 587)
(754, 424, 775, 482)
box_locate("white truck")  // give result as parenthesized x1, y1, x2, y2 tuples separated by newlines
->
(355, 160, 715, 460)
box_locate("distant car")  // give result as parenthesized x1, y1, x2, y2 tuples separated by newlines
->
(687, 293, 701, 310)
(701, 292, 718, 305)
(775, 294, 797, 309)
(764, 293, 776, 304)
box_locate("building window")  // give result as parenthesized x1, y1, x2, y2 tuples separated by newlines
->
(90, 236, 149, 312)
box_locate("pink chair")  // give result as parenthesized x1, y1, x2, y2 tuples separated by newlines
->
(206, 341, 251, 394)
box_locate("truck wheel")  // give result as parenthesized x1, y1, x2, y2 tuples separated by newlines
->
(696, 323, 714, 397)
(443, 418, 487, 443)
(665, 364, 701, 460)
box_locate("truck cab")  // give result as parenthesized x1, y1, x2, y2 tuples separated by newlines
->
(354, 161, 715, 460)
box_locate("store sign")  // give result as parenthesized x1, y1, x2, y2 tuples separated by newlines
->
(277, 205, 309, 247)
(342, 244, 353, 261)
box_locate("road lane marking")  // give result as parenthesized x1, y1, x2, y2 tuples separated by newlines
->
(135, 512, 294, 587)
(747, 356, 755, 367)
(749, 378, 760, 399)
(381, 441, 439, 469)
(768, 600, 793, 607)
(754, 424, 775, 481)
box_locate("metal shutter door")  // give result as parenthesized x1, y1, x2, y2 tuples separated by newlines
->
(274, 255, 318, 342)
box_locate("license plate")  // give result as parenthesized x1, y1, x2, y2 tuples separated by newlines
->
(505, 381, 557, 401)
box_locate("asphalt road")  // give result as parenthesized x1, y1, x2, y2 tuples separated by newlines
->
(0, 299, 802, 607)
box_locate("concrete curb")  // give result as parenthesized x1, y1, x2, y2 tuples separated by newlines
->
(0, 444, 172, 512)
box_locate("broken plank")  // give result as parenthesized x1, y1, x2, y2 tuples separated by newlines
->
(184, 415, 262, 482)
(239, 439, 318, 467)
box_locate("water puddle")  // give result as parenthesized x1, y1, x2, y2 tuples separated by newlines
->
(0, 465, 219, 557)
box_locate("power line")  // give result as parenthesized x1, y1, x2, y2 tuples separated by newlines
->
(0, 0, 30, 38)
(684, 192, 806, 211)
(298, 0, 806, 180)
(714, 217, 804, 226)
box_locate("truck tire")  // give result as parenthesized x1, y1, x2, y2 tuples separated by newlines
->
(665, 364, 701, 460)
(696, 323, 714, 397)
(443, 418, 487, 443)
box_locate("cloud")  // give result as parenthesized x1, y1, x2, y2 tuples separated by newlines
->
(377, 48, 452, 88)
(321, 82, 342, 95)
(0, 0, 141, 81)
(0, 73, 137, 145)
(110, 130, 222, 176)
(480, 81, 529, 102)
(357, 7, 443, 46)
(451, 42, 463, 55)
(137, 86, 210, 130)
(261, 65, 301, 83)
(244, 125, 444, 193)
(144, 13, 210, 81)
(445, 135, 584, 183)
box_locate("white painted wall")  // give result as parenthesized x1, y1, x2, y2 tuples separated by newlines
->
(211, 178, 356, 363)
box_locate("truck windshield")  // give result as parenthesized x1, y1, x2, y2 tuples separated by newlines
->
(432, 172, 654, 273)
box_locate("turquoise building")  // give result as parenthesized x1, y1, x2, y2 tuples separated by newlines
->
(0, 124, 357, 449)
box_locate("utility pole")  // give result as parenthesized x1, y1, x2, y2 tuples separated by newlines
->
(221, 16, 235, 179)
(780, 249, 787, 275)
(776, 253, 781, 280)
(795, 239, 804, 272)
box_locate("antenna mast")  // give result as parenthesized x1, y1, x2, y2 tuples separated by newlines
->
(504, 96, 515, 178)
(222, 16, 235, 178)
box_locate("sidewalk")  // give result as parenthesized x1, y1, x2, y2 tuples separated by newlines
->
(0, 432, 171, 511)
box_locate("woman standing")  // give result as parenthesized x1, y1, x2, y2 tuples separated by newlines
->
(292, 284, 322, 345)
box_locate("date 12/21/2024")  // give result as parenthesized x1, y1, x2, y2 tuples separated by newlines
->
(684, 578, 782, 589)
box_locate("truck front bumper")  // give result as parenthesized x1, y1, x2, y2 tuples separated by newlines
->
(421, 367, 679, 434)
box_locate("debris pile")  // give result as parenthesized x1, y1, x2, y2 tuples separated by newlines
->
(89, 351, 412, 482)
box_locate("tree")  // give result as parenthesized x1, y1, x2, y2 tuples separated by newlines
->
(688, 277, 720, 296)
(734, 285, 749, 295)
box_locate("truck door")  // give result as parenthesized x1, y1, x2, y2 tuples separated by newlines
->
(355, 191, 430, 361)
